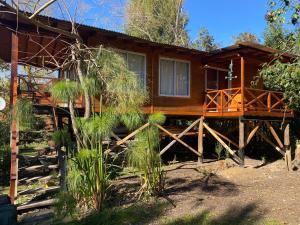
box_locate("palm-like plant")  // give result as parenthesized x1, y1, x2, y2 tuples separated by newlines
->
(128, 113, 166, 198)
(54, 48, 151, 214)
(50, 80, 82, 147)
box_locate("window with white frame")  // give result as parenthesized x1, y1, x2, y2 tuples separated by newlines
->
(159, 58, 190, 97)
(119, 51, 146, 87)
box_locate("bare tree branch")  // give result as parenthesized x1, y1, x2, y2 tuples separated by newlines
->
(29, 0, 57, 19)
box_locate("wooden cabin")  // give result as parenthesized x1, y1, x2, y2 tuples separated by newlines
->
(1, 7, 297, 204)
(0, 8, 294, 119)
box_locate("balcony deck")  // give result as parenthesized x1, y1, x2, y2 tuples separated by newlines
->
(204, 87, 293, 118)
(18, 75, 293, 119)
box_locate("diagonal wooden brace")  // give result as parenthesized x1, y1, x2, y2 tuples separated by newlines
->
(159, 119, 201, 156)
(155, 124, 201, 157)
(203, 122, 243, 165)
(264, 121, 284, 149)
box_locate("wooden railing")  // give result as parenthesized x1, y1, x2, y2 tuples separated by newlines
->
(18, 75, 59, 104)
(204, 87, 292, 116)
(17, 75, 84, 108)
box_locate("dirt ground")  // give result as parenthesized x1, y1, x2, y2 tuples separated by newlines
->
(19, 158, 300, 225)
(111, 158, 300, 225)
(163, 159, 300, 224)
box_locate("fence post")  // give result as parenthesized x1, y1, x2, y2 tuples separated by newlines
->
(267, 92, 271, 112)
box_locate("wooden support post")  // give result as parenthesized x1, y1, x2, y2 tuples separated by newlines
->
(9, 32, 19, 204)
(198, 116, 204, 164)
(267, 92, 271, 112)
(160, 119, 200, 156)
(284, 123, 292, 171)
(240, 56, 245, 114)
(238, 117, 245, 166)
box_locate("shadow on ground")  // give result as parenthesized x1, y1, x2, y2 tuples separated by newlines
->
(163, 202, 261, 225)
(61, 202, 263, 225)
(166, 172, 239, 198)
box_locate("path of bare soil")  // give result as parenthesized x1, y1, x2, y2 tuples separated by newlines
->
(113, 158, 300, 225)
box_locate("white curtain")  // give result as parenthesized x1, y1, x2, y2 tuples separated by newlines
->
(127, 53, 145, 87)
(160, 59, 175, 95)
(160, 59, 189, 96)
(176, 61, 189, 96)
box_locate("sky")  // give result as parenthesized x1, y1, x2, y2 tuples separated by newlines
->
(89, 0, 270, 47)
(184, 0, 269, 46)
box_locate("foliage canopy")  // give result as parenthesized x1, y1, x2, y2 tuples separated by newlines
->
(126, 0, 189, 47)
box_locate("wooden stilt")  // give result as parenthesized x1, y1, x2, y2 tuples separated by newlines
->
(284, 123, 292, 171)
(159, 118, 200, 156)
(198, 116, 204, 164)
(238, 117, 245, 166)
(9, 32, 19, 204)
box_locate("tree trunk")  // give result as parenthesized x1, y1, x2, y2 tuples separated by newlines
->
(76, 58, 91, 119)
(69, 100, 80, 149)
(58, 146, 67, 190)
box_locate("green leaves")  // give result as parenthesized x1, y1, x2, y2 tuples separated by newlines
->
(148, 113, 166, 125)
(50, 80, 81, 102)
(126, 0, 189, 47)
(190, 27, 219, 51)
(77, 108, 118, 143)
(0, 59, 8, 72)
(52, 129, 72, 148)
(15, 98, 35, 130)
(127, 113, 166, 198)
(266, 0, 300, 25)
(260, 59, 300, 110)
(121, 111, 143, 131)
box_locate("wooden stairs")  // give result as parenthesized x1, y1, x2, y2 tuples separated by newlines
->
(16, 108, 60, 213)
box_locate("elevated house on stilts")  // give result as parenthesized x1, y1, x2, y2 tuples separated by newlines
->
(0, 7, 295, 205)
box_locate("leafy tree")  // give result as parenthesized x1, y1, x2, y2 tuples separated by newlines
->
(232, 32, 260, 44)
(266, 0, 300, 25)
(260, 60, 300, 110)
(0, 59, 8, 71)
(0, 77, 10, 186)
(190, 27, 219, 51)
(126, 0, 189, 47)
(260, 1, 300, 111)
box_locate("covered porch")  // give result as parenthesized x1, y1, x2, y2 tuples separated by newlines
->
(202, 42, 294, 118)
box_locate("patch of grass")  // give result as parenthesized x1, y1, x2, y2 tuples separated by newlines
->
(57, 201, 168, 225)
(260, 219, 286, 225)
(19, 141, 48, 150)
(162, 210, 211, 225)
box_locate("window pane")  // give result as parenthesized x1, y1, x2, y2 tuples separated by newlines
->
(160, 59, 175, 95)
(206, 69, 218, 90)
(127, 53, 145, 87)
(175, 62, 189, 96)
